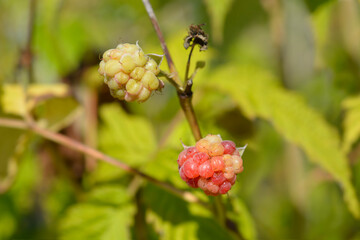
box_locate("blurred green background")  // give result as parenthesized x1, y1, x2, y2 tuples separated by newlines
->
(1, 0, 360, 239)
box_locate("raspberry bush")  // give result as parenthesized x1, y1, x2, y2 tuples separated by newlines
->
(178, 134, 244, 195)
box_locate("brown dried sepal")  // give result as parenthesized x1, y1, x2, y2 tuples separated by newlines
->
(184, 24, 208, 51)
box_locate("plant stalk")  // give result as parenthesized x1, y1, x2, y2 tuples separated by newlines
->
(0, 117, 209, 209)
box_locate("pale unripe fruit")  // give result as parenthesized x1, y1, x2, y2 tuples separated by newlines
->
(145, 58, 160, 75)
(105, 60, 122, 77)
(126, 79, 142, 95)
(99, 43, 164, 103)
(130, 67, 146, 81)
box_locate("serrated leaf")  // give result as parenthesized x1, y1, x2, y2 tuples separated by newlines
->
(203, 0, 234, 44)
(59, 186, 135, 240)
(98, 103, 157, 166)
(206, 65, 360, 218)
(144, 184, 232, 240)
(342, 95, 360, 153)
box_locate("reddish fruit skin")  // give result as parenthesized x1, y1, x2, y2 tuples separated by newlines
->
(193, 152, 209, 165)
(221, 140, 236, 154)
(211, 172, 227, 186)
(219, 181, 232, 194)
(177, 134, 245, 196)
(179, 166, 188, 182)
(178, 147, 197, 167)
(186, 177, 199, 188)
(210, 156, 225, 171)
(229, 175, 237, 185)
(182, 159, 199, 179)
(198, 161, 214, 178)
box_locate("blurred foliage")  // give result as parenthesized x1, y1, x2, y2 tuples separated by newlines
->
(1, 0, 360, 239)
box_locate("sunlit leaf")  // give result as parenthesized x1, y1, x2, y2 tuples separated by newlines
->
(0, 84, 26, 117)
(203, 0, 234, 44)
(342, 95, 360, 153)
(144, 184, 232, 240)
(59, 186, 135, 240)
(206, 64, 359, 217)
(99, 103, 157, 166)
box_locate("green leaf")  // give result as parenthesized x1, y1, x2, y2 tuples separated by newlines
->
(143, 148, 186, 189)
(203, 0, 234, 44)
(0, 84, 26, 117)
(98, 103, 157, 166)
(59, 186, 135, 240)
(144, 184, 232, 240)
(206, 65, 360, 218)
(342, 95, 360, 153)
(228, 198, 257, 240)
(32, 96, 80, 131)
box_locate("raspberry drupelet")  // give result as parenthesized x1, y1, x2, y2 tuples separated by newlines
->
(177, 134, 245, 196)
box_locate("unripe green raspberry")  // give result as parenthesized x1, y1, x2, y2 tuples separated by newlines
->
(145, 58, 160, 75)
(107, 78, 120, 90)
(114, 72, 130, 84)
(98, 60, 105, 75)
(120, 54, 136, 74)
(105, 60, 122, 77)
(126, 79, 142, 95)
(99, 42, 164, 103)
(141, 71, 159, 90)
(130, 67, 146, 81)
(137, 88, 151, 102)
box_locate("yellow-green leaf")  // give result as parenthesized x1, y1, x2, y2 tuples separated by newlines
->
(59, 186, 135, 240)
(206, 65, 360, 218)
(0, 84, 26, 117)
(99, 103, 157, 166)
(342, 95, 360, 153)
(203, 0, 233, 44)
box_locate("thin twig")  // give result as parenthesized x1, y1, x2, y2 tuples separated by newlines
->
(160, 70, 184, 91)
(0, 117, 209, 209)
(142, 0, 182, 87)
(185, 44, 195, 82)
(16, 0, 36, 83)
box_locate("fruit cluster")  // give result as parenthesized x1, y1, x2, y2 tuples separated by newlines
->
(98, 43, 164, 102)
(178, 134, 244, 196)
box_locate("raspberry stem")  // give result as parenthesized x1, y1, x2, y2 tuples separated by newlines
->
(0, 117, 210, 209)
(142, 0, 183, 89)
(185, 43, 195, 82)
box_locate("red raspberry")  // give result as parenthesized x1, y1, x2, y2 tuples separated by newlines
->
(229, 175, 237, 185)
(211, 172, 227, 186)
(210, 156, 224, 172)
(177, 134, 246, 196)
(197, 177, 208, 190)
(221, 140, 236, 154)
(198, 160, 214, 178)
(186, 177, 199, 188)
(179, 166, 188, 182)
(182, 159, 199, 178)
(177, 147, 197, 167)
(206, 181, 219, 194)
(219, 181, 232, 194)
(193, 152, 209, 165)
